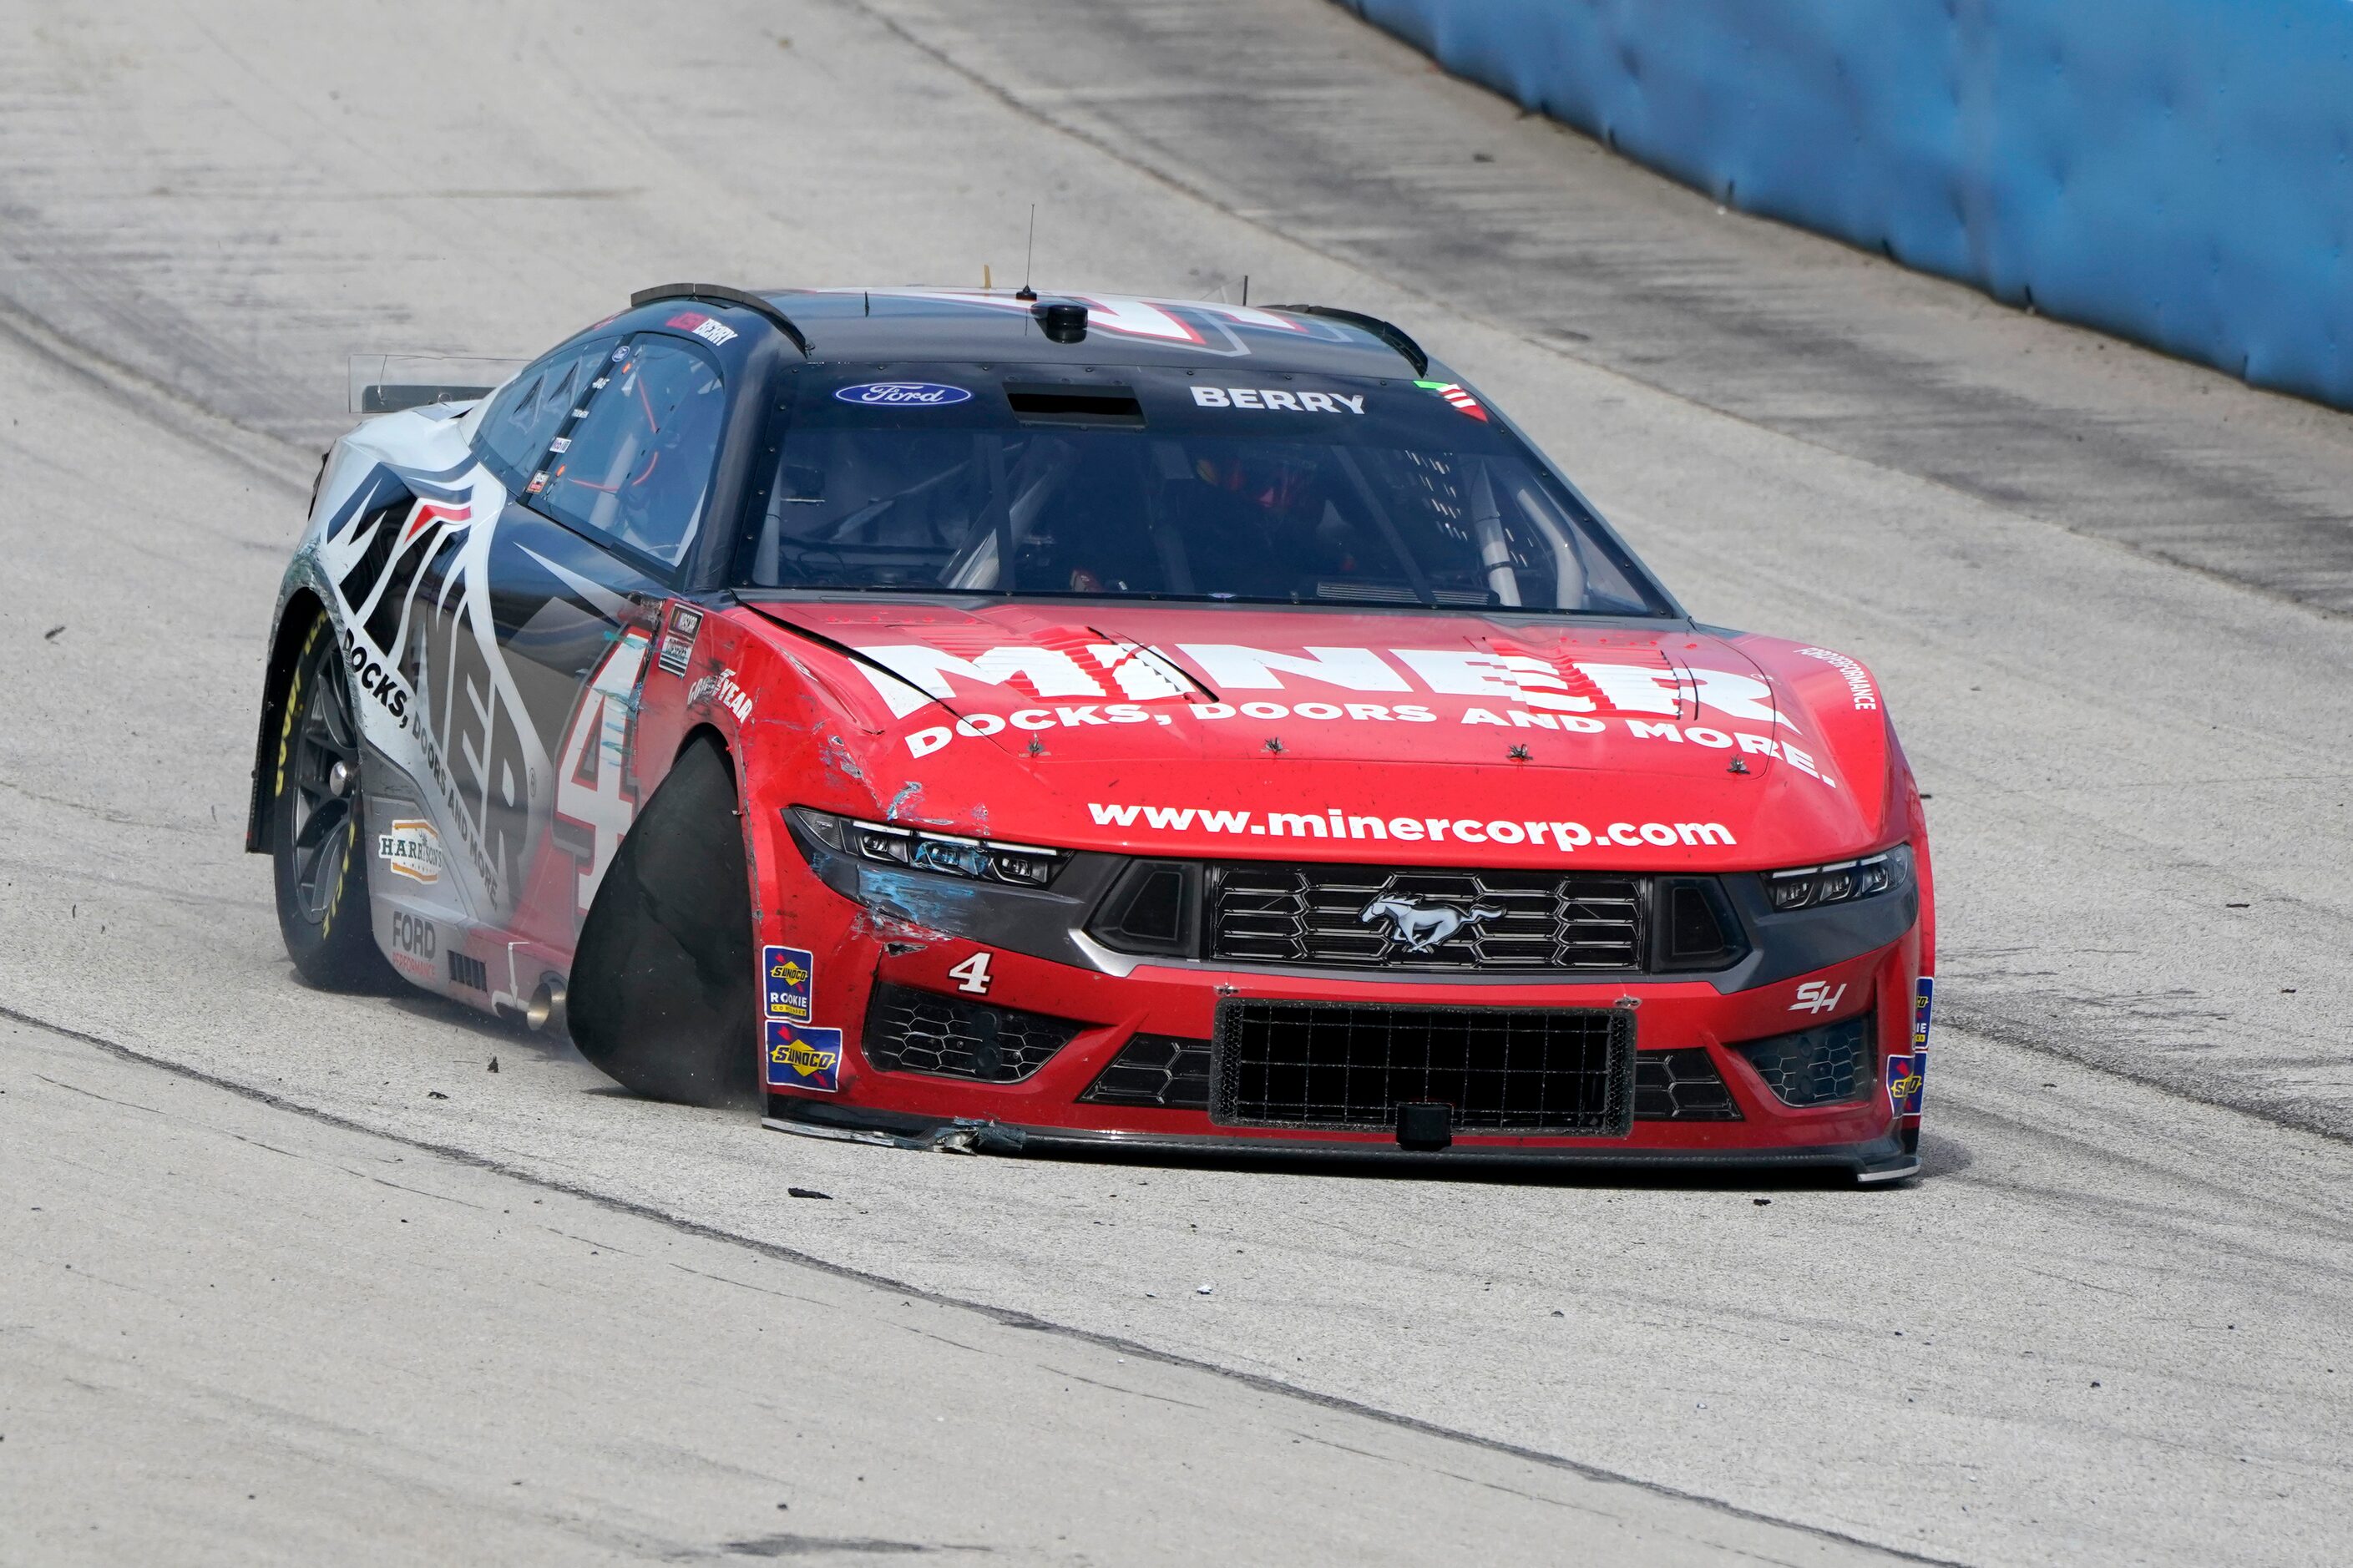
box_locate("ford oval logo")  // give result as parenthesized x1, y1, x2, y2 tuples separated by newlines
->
(833, 381, 974, 407)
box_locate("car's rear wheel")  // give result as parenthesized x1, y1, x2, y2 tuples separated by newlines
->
(568, 734, 760, 1110)
(271, 614, 396, 991)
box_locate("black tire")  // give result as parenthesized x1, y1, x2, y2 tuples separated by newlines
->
(568, 735, 759, 1110)
(271, 614, 397, 992)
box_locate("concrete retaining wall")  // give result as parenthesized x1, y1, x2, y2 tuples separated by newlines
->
(1343, 0, 2353, 408)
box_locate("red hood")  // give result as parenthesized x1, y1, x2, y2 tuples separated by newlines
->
(742, 599, 1901, 869)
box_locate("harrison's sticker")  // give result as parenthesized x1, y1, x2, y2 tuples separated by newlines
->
(376, 818, 445, 884)
(766, 1022, 842, 1093)
(657, 604, 703, 677)
(764, 945, 813, 1024)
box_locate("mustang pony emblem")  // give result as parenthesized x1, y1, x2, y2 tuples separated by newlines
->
(1359, 895, 1503, 953)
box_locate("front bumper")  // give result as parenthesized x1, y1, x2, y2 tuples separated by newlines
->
(759, 928, 1927, 1181)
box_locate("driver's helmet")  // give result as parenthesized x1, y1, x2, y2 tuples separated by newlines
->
(1192, 451, 1316, 513)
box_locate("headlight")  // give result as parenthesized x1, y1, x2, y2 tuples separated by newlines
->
(1763, 845, 1910, 913)
(789, 807, 1066, 888)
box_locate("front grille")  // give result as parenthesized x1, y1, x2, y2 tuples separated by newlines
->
(862, 982, 1083, 1083)
(1213, 1000, 1633, 1135)
(1209, 863, 1644, 971)
(1079, 1034, 1213, 1109)
(1632, 1049, 1743, 1120)
(1738, 1013, 1873, 1107)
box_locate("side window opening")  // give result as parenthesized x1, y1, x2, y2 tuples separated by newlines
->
(475, 339, 613, 491)
(538, 336, 726, 571)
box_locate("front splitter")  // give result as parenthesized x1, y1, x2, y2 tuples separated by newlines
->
(762, 1096, 1920, 1183)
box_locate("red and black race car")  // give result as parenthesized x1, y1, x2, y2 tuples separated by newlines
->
(248, 283, 1934, 1180)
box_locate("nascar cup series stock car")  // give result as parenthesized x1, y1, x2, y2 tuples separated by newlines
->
(249, 282, 1934, 1180)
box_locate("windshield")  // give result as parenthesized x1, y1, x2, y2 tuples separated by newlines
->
(736, 366, 1672, 615)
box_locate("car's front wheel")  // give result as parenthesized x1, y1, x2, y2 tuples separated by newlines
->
(568, 734, 760, 1109)
(270, 614, 395, 991)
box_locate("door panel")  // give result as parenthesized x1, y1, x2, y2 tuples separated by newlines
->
(478, 505, 665, 943)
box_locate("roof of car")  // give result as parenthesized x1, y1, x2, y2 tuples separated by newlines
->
(745, 288, 1436, 378)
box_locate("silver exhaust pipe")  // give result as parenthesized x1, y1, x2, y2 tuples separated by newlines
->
(527, 979, 567, 1034)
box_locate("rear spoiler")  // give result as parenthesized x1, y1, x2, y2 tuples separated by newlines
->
(347, 354, 529, 415)
(1265, 304, 1429, 376)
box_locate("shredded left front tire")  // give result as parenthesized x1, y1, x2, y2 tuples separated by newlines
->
(568, 735, 760, 1110)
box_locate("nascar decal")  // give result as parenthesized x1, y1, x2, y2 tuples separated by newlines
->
(1416, 380, 1488, 421)
(553, 628, 653, 920)
(764, 945, 814, 1024)
(767, 1022, 842, 1093)
(377, 818, 445, 883)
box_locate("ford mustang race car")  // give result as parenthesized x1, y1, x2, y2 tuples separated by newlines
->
(247, 283, 1934, 1180)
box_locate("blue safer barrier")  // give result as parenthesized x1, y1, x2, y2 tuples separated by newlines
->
(1342, 1, 2353, 409)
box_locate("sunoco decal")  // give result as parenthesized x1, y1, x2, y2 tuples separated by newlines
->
(767, 1022, 841, 1092)
(764, 945, 813, 1024)
(1903, 976, 1935, 1120)
(1885, 1048, 1925, 1120)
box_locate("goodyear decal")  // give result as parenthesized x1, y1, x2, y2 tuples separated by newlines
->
(767, 1022, 842, 1093)
(764, 945, 814, 1024)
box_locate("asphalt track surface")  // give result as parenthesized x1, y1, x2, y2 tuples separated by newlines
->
(2, 3, 2349, 1565)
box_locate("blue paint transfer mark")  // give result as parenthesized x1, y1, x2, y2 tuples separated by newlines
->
(820, 735, 867, 783)
(859, 869, 988, 933)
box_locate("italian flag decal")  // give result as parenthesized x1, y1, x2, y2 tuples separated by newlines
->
(1416, 378, 1488, 421)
